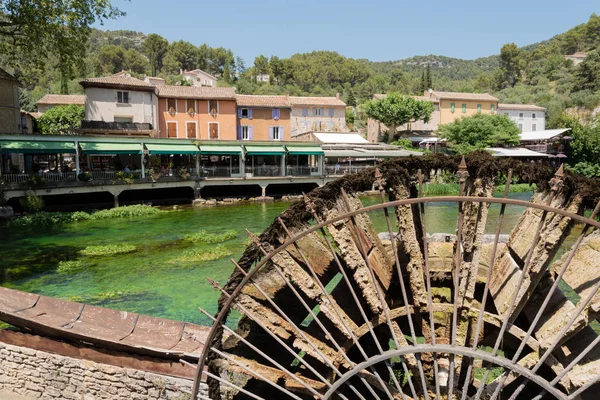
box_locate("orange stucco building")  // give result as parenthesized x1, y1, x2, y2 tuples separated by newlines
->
(156, 86, 237, 140)
(235, 95, 291, 142)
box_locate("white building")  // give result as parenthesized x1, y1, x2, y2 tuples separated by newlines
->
(498, 103, 546, 132)
(564, 52, 588, 65)
(79, 71, 158, 135)
(182, 69, 217, 87)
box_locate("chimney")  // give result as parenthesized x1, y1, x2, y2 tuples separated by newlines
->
(336, 93, 340, 99)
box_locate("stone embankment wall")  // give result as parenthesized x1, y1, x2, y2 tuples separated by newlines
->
(0, 342, 208, 399)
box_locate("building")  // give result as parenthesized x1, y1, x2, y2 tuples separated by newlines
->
(499, 103, 546, 132)
(0, 68, 20, 134)
(564, 52, 588, 65)
(235, 95, 291, 141)
(182, 69, 217, 87)
(156, 86, 237, 140)
(367, 91, 499, 143)
(289, 95, 347, 136)
(35, 94, 86, 114)
(143, 76, 165, 87)
(255, 74, 270, 83)
(79, 71, 158, 136)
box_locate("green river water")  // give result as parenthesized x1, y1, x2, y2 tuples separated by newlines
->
(2, 192, 577, 327)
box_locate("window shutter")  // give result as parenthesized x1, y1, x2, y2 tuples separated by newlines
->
(477, 104, 482, 113)
(237, 126, 242, 140)
(328, 108, 334, 117)
(238, 108, 243, 118)
(302, 108, 308, 117)
(279, 126, 284, 140)
(272, 108, 280, 119)
(249, 126, 253, 140)
(248, 108, 253, 119)
(462, 104, 467, 113)
(269, 127, 273, 140)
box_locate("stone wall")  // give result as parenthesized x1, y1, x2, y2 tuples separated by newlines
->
(0, 342, 208, 399)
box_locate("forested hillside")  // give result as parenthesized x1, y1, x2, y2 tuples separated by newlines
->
(3, 13, 600, 123)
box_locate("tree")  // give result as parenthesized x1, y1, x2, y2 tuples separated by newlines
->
(94, 45, 126, 75)
(436, 114, 521, 154)
(575, 50, 600, 91)
(142, 34, 168, 76)
(499, 43, 523, 87)
(420, 70, 426, 93)
(0, 1, 123, 79)
(363, 93, 435, 143)
(346, 91, 357, 107)
(162, 40, 200, 75)
(425, 64, 432, 89)
(37, 105, 84, 135)
(253, 54, 270, 79)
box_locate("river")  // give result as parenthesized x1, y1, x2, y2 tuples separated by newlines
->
(2, 192, 574, 326)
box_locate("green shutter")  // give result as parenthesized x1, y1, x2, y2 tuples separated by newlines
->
(491, 104, 496, 113)
(477, 104, 482, 113)
(462, 104, 467, 113)
(450, 103, 455, 113)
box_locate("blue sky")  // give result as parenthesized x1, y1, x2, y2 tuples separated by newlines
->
(97, 0, 599, 64)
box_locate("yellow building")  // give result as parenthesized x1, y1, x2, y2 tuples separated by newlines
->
(367, 91, 499, 143)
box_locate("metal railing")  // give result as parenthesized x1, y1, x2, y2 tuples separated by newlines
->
(200, 166, 240, 178)
(324, 164, 375, 175)
(2, 174, 29, 184)
(244, 166, 285, 177)
(522, 144, 550, 153)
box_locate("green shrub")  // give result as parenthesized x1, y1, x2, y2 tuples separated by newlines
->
(78, 172, 92, 182)
(114, 171, 134, 184)
(178, 167, 191, 181)
(19, 192, 44, 213)
(26, 174, 45, 186)
(183, 229, 238, 244)
(80, 244, 136, 256)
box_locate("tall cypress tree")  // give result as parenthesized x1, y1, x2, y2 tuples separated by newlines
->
(420, 70, 426, 93)
(426, 63, 432, 90)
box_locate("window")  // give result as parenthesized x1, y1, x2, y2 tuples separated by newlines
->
(462, 104, 467, 113)
(315, 121, 322, 131)
(518, 123, 523, 131)
(450, 103, 455, 113)
(209, 122, 219, 139)
(117, 91, 129, 104)
(167, 122, 177, 138)
(328, 108, 335, 117)
(271, 126, 282, 140)
(186, 100, 196, 114)
(490, 104, 496, 113)
(302, 108, 308, 117)
(272, 108, 280, 120)
(519, 112, 524, 118)
(208, 100, 219, 115)
(239, 108, 252, 118)
(532, 124, 537, 131)
(532, 113, 537, 119)
(187, 122, 197, 138)
(167, 98, 177, 113)
(477, 104, 482, 113)
(114, 116, 133, 123)
(313, 108, 324, 116)
(241, 126, 250, 140)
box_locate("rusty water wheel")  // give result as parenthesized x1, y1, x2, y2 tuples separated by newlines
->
(193, 162, 600, 400)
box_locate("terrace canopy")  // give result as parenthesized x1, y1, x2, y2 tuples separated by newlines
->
(79, 142, 142, 155)
(487, 147, 549, 157)
(198, 145, 243, 155)
(244, 145, 286, 156)
(519, 128, 570, 142)
(145, 143, 200, 155)
(285, 145, 324, 155)
(0, 140, 76, 154)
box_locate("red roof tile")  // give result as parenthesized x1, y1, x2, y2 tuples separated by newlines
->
(157, 85, 236, 100)
(235, 95, 291, 108)
(36, 94, 86, 106)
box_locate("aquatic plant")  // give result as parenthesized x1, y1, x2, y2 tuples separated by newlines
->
(183, 229, 238, 244)
(171, 244, 232, 264)
(80, 244, 136, 256)
(8, 204, 163, 227)
(57, 260, 86, 274)
(20, 191, 44, 213)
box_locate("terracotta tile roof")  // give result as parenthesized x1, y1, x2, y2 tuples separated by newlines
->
(157, 85, 236, 100)
(289, 96, 346, 107)
(36, 94, 86, 106)
(235, 95, 291, 108)
(372, 94, 439, 103)
(430, 91, 498, 102)
(499, 103, 546, 112)
(81, 71, 155, 90)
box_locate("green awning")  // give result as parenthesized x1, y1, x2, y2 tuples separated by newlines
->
(0, 140, 76, 154)
(80, 142, 142, 155)
(286, 145, 324, 155)
(199, 145, 243, 155)
(245, 145, 286, 156)
(145, 143, 200, 155)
